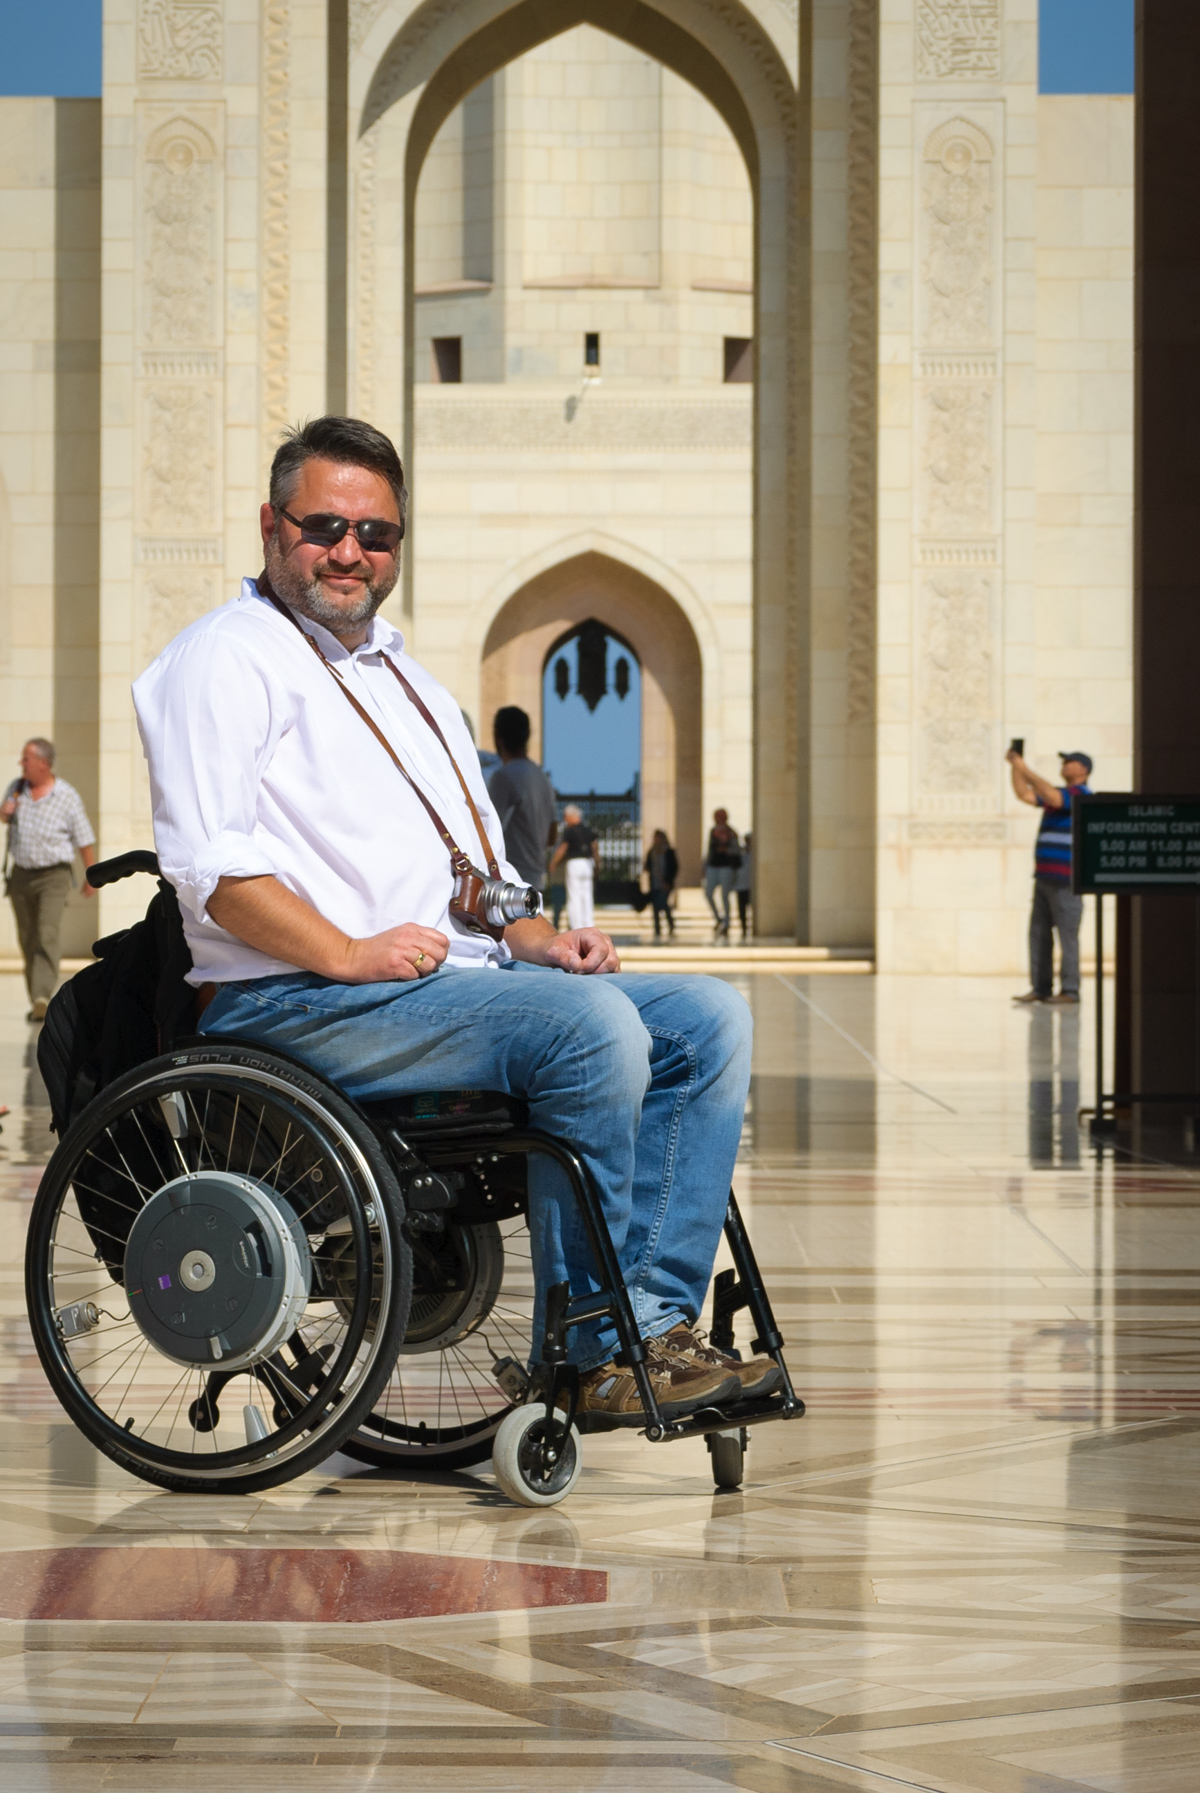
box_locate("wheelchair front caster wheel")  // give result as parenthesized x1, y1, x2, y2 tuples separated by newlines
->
(709, 1428, 746, 1490)
(491, 1403, 582, 1508)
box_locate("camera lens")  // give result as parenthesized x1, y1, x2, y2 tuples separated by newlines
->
(482, 880, 543, 926)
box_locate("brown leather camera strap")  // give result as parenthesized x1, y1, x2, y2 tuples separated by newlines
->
(257, 574, 499, 876)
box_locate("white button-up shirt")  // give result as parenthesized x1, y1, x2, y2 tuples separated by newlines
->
(133, 578, 522, 985)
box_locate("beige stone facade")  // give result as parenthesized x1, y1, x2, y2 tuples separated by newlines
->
(0, 2, 1133, 970)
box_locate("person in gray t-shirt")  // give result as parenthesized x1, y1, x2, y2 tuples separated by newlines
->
(488, 706, 557, 889)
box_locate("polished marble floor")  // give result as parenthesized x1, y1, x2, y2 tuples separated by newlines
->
(3, 966, 1200, 1790)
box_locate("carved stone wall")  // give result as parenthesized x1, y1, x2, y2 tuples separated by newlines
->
(915, 0, 1001, 82)
(913, 112, 1001, 810)
(135, 107, 224, 662)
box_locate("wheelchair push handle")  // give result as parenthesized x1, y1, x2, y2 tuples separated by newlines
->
(86, 849, 161, 889)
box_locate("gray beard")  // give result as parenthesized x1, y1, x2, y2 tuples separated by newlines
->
(264, 532, 398, 637)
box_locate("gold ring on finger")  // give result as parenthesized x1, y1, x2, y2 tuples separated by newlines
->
(415, 950, 426, 967)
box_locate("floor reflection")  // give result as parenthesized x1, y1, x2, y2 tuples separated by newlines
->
(2, 968, 1199, 1793)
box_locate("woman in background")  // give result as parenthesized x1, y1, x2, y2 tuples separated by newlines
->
(644, 829, 678, 937)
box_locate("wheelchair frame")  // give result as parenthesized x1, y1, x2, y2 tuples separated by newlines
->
(28, 849, 806, 1503)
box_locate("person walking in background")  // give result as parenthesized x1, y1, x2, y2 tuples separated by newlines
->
(461, 710, 501, 791)
(645, 828, 678, 937)
(1008, 747, 1092, 1007)
(487, 706, 557, 893)
(2, 738, 96, 1021)
(735, 831, 753, 937)
(550, 803, 599, 931)
(704, 808, 741, 935)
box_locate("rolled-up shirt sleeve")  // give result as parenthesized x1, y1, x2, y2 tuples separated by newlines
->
(66, 789, 95, 850)
(133, 631, 283, 921)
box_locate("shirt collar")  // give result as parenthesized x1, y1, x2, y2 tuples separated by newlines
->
(242, 575, 406, 661)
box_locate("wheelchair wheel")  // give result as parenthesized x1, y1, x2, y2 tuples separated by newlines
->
(25, 1043, 411, 1494)
(491, 1403, 582, 1508)
(341, 1211, 534, 1472)
(709, 1428, 746, 1490)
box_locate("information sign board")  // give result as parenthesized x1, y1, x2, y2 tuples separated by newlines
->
(1072, 793, 1200, 895)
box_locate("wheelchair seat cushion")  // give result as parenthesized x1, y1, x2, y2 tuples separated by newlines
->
(357, 1088, 528, 1139)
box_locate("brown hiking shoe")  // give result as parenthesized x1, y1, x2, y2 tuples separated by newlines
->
(575, 1349, 739, 1426)
(656, 1323, 782, 1399)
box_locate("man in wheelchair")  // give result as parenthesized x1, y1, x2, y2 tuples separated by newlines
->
(131, 415, 775, 1430)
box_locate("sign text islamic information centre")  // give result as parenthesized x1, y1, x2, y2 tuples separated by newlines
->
(1072, 795, 1200, 895)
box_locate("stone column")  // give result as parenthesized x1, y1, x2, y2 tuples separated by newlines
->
(1125, 0, 1200, 1107)
(877, 0, 1038, 973)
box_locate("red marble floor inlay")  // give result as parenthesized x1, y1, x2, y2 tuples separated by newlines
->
(0, 1548, 607, 1623)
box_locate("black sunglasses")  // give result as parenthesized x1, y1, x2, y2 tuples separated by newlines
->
(278, 508, 405, 552)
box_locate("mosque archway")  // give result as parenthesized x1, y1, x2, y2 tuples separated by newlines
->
(348, 0, 807, 935)
(481, 551, 704, 883)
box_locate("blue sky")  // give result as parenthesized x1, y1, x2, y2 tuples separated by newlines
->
(0, 1, 1136, 99)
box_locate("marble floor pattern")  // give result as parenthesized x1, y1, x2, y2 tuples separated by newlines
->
(2, 967, 1200, 1790)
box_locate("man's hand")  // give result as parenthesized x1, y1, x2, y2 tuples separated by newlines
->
(540, 927, 620, 975)
(0, 796, 15, 822)
(339, 924, 448, 983)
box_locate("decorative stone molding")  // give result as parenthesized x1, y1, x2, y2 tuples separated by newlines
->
(137, 537, 222, 565)
(916, 572, 996, 796)
(906, 817, 1007, 843)
(139, 350, 220, 377)
(261, 1, 291, 470)
(350, 0, 392, 51)
(415, 393, 753, 451)
(137, 0, 223, 82)
(142, 116, 217, 348)
(845, 0, 878, 728)
(916, 0, 1001, 83)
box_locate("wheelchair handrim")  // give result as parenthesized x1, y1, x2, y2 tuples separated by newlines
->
(28, 1058, 397, 1480)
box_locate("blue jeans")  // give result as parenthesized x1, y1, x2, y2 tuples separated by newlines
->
(1030, 879, 1083, 997)
(199, 963, 752, 1370)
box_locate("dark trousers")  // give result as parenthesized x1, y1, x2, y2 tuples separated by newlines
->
(736, 889, 751, 933)
(8, 861, 73, 1003)
(1029, 878, 1083, 997)
(650, 888, 674, 935)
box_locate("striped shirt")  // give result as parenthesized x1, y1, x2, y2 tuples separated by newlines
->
(1035, 783, 1089, 883)
(3, 778, 95, 870)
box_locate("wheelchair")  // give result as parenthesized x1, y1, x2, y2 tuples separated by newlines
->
(24, 852, 804, 1507)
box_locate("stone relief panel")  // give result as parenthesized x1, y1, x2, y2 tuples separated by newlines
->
(921, 117, 993, 349)
(916, 0, 1001, 82)
(135, 104, 223, 647)
(912, 109, 1001, 810)
(922, 384, 992, 535)
(142, 116, 217, 348)
(142, 383, 215, 533)
(138, 0, 223, 81)
(141, 572, 218, 661)
(916, 572, 996, 796)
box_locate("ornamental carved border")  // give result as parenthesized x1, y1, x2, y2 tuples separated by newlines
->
(261, 1, 291, 477)
(844, 0, 877, 728)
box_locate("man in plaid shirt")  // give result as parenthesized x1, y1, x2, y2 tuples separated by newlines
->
(2, 738, 96, 1020)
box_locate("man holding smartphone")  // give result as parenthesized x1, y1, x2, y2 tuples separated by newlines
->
(1007, 742, 1093, 1006)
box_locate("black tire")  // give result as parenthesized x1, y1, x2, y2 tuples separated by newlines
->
(709, 1428, 746, 1490)
(25, 1042, 412, 1494)
(341, 1211, 533, 1472)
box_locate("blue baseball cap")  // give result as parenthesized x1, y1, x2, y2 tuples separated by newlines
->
(1059, 751, 1093, 773)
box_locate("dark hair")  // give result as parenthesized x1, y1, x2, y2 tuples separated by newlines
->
(493, 706, 531, 753)
(269, 416, 408, 529)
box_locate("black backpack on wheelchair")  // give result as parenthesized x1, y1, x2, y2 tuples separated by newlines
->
(25, 851, 800, 1505)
